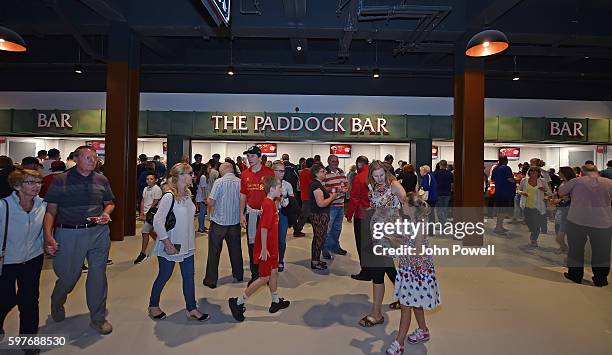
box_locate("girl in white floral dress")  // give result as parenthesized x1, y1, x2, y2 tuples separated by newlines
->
(385, 193, 441, 355)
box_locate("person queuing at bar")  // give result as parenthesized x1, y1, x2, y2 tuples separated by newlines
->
(152, 155, 166, 181)
(229, 176, 290, 322)
(399, 163, 418, 195)
(0, 168, 46, 355)
(148, 163, 209, 321)
(491, 156, 516, 235)
(240, 146, 275, 285)
(383, 154, 395, 174)
(385, 193, 441, 355)
(601, 160, 612, 179)
(134, 172, 163, 264)
(40, 161, 66, 198)
(293, 158, 315, 238)
(309, 163, 339, 271)
(36, 150, 47, 164)
(0, 156, 15, 199)
(21, 157, 42, 172)
(41, 148, 61, 177)
(322, 154, 348, 260)
(357, 160, 403, 329)
(204, 162, 244, 288)
(346, 156, 371, 281)
(43, 146, 115, 335)
(518, 166, 551, 247)
(432, 160, 453, 227)
(273, 160, 295, 272)
(559, 164, 612, 287)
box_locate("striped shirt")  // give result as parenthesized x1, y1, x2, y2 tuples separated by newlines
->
(44, 168, 115, 225)
(208, 172, 241, 226)
(324, 167, 347, 207)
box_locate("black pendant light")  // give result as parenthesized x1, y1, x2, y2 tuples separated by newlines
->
(465, 29, 508, 57)
(0, 26, 27, 52)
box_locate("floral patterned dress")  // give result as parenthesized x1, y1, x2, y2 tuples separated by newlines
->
(394, 199, 441, 310)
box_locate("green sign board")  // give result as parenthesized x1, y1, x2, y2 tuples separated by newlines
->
(0, 109, 610, 144)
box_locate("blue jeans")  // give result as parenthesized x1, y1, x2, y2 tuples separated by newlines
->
(278, 211, 288, 265)
(436, 195, 451, 225)
(149, 255, 196, 311)
(324, 206, 344, 253)
(198, 202, 206, 231)
(513, 193, 523, 220)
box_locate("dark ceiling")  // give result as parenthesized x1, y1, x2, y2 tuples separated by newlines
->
(1, 0, 612, 100)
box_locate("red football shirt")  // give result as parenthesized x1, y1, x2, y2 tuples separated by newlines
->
(253, 197, 279, 263)
(240, 165, 275, 209)
(299, 168, 312, 201)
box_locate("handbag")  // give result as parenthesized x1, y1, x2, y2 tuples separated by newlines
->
(0, 199, 8, 276)
(145, 192, 176, 231)
(418, 175, 431, 201)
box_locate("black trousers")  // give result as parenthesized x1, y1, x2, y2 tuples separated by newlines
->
(353, 217, 364, 265)
(293, 199, 311, 234)
(0, 254, 44, 335)
(204, 222, 244, 285)
(566, 221, 612, 283)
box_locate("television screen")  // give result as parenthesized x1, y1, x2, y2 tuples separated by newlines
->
(499, 147, 520, 160)
(256, 143, 277, 157)
(330, 144, 352, 158)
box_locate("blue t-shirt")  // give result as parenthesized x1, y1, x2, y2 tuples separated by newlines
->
(432, 169, 453, 196)
(491, 165, 515, 200)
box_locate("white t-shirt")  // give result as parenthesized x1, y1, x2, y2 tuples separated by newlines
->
(196, 175, 209, 202)
(280, 180, 294, 208)
(142, 184, 163, 213)
(41, 159, 57, 177)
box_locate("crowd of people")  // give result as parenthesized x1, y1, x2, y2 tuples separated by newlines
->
(0, 145, 610, 355)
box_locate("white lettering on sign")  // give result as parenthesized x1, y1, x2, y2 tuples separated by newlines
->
(549, 121, 584, 137)
(37, 113, 73, 129)
(212, 114, 389, 134)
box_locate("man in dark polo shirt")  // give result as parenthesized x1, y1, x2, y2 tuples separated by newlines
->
(43, 145, 115, 335)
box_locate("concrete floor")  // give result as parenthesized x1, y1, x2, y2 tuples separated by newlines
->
(2, 218, 611, 355)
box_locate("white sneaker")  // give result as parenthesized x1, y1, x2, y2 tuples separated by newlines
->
(385, 340, 404, 355)
(407, 328, 430, 344)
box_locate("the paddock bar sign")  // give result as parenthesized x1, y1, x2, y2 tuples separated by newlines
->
(212, 114, 389, 135)
(549, 119, 584, 138)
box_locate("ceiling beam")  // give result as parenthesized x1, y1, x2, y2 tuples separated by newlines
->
(78, 0, 127, 22)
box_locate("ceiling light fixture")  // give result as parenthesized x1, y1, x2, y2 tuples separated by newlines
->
(0, 26, 27, 52)
(465, 29, 509, 57)
(227, 38, 235, 76)
(372, 41, 380, 79)
(512, 56, 519, 81)
(74, 47, 83, 74)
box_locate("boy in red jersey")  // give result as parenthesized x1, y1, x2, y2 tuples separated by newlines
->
(229, 176, 290, 321)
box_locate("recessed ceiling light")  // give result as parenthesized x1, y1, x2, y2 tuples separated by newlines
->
(372, 68, 380, 78)
(512, 72, 520, 81)
(584, 56, 589, 59)
(296, 45, 302, 51)
(74, 64, 84, 74)
(227, 65, 235, 76)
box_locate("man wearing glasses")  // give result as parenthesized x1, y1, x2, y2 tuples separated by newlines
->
(43, 146, 115, 335)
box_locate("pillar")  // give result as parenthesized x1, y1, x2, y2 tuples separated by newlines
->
(410, 139, 433, 171)
(167, 135, 191, 169)
(454, 51, 485, 246)
(105, 23, 139, 241)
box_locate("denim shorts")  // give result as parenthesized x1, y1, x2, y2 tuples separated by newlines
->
(554, 208, 568, 235)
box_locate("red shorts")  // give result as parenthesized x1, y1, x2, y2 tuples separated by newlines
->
(256, 257, 279, 277)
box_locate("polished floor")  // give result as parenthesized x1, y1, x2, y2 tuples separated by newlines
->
(2, 217, 611, 355)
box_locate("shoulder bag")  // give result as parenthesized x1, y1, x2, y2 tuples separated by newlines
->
(145, 192, 176, 231)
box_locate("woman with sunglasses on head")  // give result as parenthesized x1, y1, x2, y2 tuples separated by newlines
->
(0, 168, 46, 355)
(148, 163, 209, 322)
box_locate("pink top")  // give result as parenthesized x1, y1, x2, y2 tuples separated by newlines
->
(558, 176, 612, 229)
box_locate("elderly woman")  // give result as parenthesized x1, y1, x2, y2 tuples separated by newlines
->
(0, 168, 46, 346)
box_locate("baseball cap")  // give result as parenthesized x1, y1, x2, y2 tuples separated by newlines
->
(243, 145, 262, 156)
